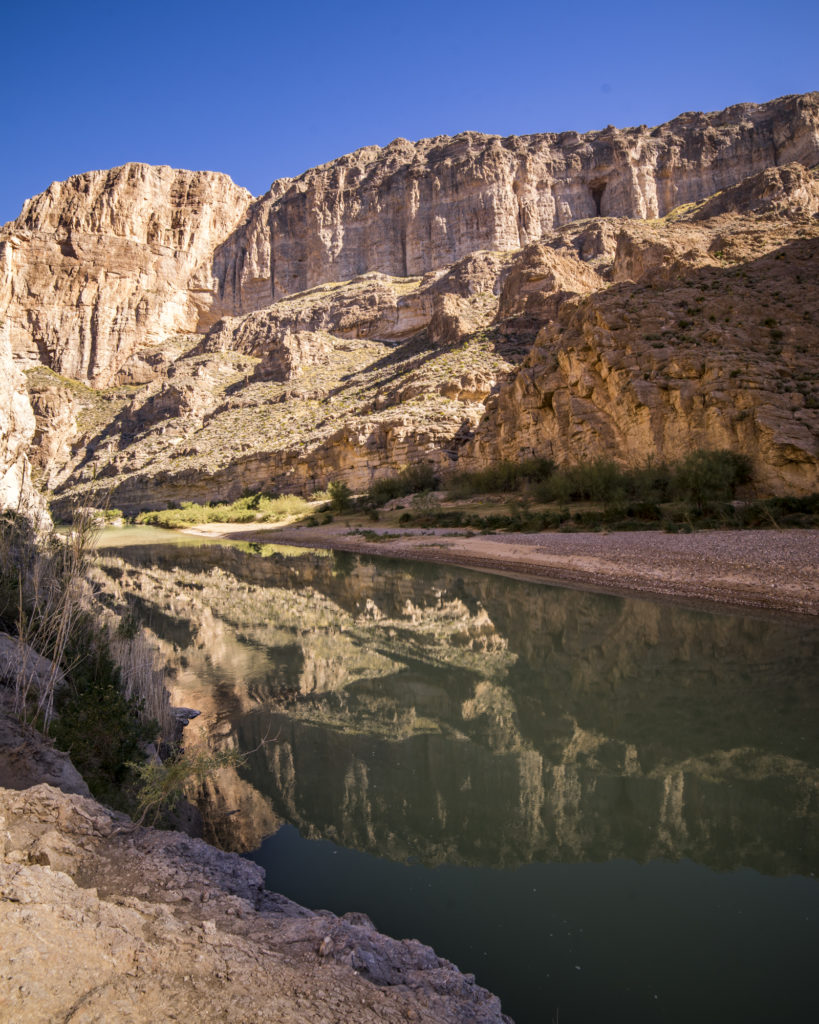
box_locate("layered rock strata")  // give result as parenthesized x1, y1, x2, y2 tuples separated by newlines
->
(3, 95, 818, 508)
(3, 94, 818, 387)
(1, 165, 251, 384)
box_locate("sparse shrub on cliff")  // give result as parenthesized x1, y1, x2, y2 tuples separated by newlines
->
(128, 745, 245, 827)
(0, 506, 175, 809)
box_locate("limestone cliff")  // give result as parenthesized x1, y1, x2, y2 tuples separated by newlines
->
(4, 94, 818, 387)
(0, 323, 37, 512)
(1, 164, 251, 384)
(214, 92, 819, 306)
(4, 94, 819, 507)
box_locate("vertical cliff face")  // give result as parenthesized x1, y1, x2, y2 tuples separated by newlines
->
(0, 238, 37, 511)
(210, 92, 819, 308)
(3, 93, 817, 389)
(1, 164, 252, 384)
(0, 324, 36, 511)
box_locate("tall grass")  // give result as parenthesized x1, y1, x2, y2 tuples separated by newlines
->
(0, 505, 97, 730)
(1, 503, 176, 802)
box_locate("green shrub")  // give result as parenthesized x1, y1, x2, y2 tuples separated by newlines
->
(671, 450, 752, 510)
(328, 481, 352, 513)
(535, 459, 627, 504)
(446, 458, 554, 498)
(368, 463, 438, 504)
(136, 493, 313, 528)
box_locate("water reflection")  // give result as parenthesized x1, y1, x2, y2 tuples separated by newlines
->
(96, 531, 819, 875)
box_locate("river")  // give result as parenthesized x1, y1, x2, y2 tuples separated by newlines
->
(96, 527, 819, 1024)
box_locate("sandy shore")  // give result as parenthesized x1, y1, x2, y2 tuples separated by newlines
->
(180, 523, 819, 617)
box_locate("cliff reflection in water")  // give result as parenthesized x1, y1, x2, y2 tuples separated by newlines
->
(96, 534, 819, 874)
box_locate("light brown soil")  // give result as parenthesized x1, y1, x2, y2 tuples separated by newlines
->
(196, 524, 819, 617)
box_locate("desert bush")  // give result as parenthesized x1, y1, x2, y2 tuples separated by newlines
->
(671, 449, 752, 509)
(446, 457, 554, 498)
(328, 481, 352, 513)
(128, 745, 245, 827)
(1, 506, 175, 806)
(136, 493, 312, 528)
(368, 463, 438, 504)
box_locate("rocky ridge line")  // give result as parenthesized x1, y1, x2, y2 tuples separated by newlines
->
(2, 93, 817, 387)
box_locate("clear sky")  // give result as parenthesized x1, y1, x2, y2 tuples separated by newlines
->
(2, 0, 817, 224)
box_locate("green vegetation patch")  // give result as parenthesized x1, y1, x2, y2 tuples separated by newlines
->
(136, 493, 315, 529)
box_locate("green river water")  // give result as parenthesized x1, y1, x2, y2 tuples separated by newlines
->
(97, 528, 819, 1024)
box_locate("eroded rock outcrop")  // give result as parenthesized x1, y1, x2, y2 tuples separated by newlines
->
(0, 783, 510, 1024)
(0, 693, 511, 1023)
(4, 95, 819, 508)
(0, 323, 37, 511)
(214, 92, 819, 306)
(4, 94, 818, 389)
(1, 164, 251, 384)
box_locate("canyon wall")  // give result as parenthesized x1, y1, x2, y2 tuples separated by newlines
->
(0, 164, 251, 384)
(3, 93, 818, 387)
(225, 92, 819, 306)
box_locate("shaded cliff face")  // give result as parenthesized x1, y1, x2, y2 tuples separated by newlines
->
(1, 164, 251, 384)
(463, 231, 819, 495)
(93, 537, 819, 873)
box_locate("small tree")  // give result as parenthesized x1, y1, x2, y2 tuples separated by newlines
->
(673, 449, 752, 511)
(328, 481, 352, 513)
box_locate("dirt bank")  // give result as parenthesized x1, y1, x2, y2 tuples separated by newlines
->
(185, 524, 819, 617)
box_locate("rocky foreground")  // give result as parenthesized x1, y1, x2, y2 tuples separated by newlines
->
(0, 697, 510, 1023)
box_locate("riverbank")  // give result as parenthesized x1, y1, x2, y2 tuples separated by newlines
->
(0, 692, 510, 1024)
(180, 523, 819, 617)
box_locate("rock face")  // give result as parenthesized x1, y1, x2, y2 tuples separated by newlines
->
(1, 164, 251, 384)
(0, 696, 511, 1024)
(4, 94, 818, 388)
(4, 93, 819, 507)
(0, 783, 510, 1024)
(0, 323, 37, 512)
(462, 202, 819, 495)
(214, 92, 819, 307)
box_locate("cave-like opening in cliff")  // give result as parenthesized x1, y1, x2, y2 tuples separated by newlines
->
(590, 181, 607, 217)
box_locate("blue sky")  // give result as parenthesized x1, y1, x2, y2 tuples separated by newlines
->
(2, 0, 817, 224)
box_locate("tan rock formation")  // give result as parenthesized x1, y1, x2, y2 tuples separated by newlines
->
(0, 324, 37, 511)
(463, 228, 819, 494)
(4, 95, 818, 389)
(0, 781, 510, 1023)
(1, 164, 251, 384)
(5, 96, 819, 508)
(208, 94, 819, 307)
